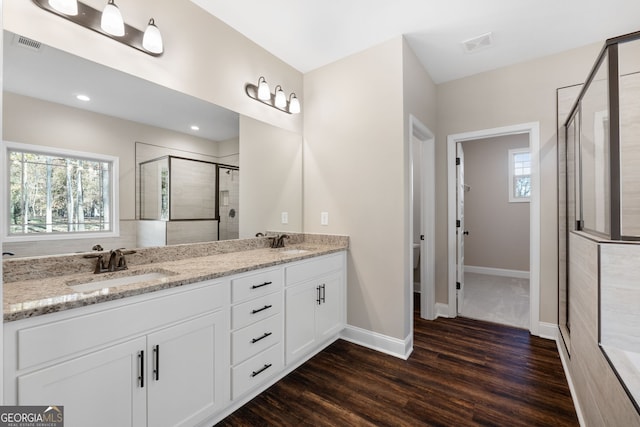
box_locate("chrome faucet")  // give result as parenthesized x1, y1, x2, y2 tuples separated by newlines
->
(84, 248, 136, 274)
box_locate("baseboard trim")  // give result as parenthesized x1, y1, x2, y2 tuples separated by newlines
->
(435, 303, 450, 318)
(557, 336, 586, 426)
(341, 325, 411, 360)
(537, 322, 558, 340)
(464, 265, 530, 279)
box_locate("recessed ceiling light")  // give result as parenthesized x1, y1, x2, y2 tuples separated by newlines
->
(190, 125, 200, 131)
(76, 94, 91, 102)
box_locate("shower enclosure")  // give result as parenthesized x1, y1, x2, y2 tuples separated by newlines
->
(558, 30, 640, 413)
(217, 166, 240, 240)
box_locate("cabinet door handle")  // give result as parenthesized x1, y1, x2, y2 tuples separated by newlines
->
(251, 304, 273, 314)
(316, 286, 321, 305)
(251, 363, 273, 378)
(153, 345, 160, 381)
(138, 350, 144, 388)
(321, 284, 326, 304)
(251, 281, 272, 289)
(251, 331, 273, 344)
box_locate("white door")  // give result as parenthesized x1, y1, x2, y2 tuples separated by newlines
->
(147, 312, 228, 427)
(315, 273, 343, 341)
(285, 281, 317, 364)
(18, 337, 147, 427)
(456, 142, 465, 315)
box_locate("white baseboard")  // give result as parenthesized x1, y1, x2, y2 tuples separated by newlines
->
(537, 322, 558, 340)
(341, 325, 412, 360)
(435, 303, 451, 318)
(464, 265, 530, 279)
(557, 336, 586, 426)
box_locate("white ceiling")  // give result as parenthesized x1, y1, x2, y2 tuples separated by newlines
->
(191, 0, 640, 83)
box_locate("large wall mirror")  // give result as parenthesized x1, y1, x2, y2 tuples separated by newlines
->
(2, 30, 302, 257)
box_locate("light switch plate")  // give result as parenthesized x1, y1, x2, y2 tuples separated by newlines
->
(320, 212, 329, 226)
(281, 212, 288, 224)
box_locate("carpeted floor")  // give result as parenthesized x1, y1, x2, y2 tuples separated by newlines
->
(461, 272, 530, 329)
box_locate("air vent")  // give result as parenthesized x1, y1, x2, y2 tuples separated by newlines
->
(461, 32, 493, 54)
(14, 34, 43, 52)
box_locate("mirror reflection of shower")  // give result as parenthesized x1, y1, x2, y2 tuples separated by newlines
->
(218, 165, 239, 240)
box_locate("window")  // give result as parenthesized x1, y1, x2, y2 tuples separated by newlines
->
(509, 148, 531, 203)
(3, 141, 119, 241)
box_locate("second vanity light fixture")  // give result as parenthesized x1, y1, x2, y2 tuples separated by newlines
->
(34, 0, 164, 56)
(246, 77, 301, 114)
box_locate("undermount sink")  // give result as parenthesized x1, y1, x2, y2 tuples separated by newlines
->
(68, 270, 174, 293)
(280, 249, 310, 255)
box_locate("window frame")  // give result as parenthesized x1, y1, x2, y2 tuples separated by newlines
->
(2, 141, 120, 242)
(508, 147, 531, 203)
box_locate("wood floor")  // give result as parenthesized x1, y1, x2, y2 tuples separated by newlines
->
(217, 305, 579, 426)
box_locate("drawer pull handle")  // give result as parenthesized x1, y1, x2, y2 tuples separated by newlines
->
(251, 332, 273, 343)
(251, 281, 272, 289)
(251, 304, 273, 314)
(138, 350, 144, 388)
(251, 363, 273, 378)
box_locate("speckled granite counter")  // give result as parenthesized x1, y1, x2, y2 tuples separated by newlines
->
(3, 234, 348, 322)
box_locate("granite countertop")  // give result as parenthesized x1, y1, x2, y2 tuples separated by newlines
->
(4, 241, 347, 322)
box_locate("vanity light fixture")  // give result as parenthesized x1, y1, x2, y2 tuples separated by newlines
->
(32, 0, 164, 56)
(245, 77, 301, 114)
(100, 0, 124, 36)
(48, 0, 77, 15)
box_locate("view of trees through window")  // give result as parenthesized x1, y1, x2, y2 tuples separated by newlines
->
(9, 150, 112, 235)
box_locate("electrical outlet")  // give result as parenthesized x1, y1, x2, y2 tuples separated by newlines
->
(281, 212, 288, 224)
(320, 212, 329, 226)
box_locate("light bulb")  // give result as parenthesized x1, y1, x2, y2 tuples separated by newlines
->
(143, 18, 163, 54)
(101, 0, 125, 37)
(288, 93, 301, 114)
(49, 0, 78, 15)
(274, 86, 286, 109)
(257, 77, 270, 101)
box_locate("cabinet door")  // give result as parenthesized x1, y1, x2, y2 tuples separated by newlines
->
(18, 337, 146, 427)
(146, 311, 229, 427)
(316, 273, 344, 342)
(285, 282, 317, 364)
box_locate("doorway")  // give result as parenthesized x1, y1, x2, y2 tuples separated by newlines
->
(446, 122, 541, 336)
(408, 115, 435, 332)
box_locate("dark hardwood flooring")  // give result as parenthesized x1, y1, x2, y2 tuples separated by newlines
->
(217, 299, 578, 426)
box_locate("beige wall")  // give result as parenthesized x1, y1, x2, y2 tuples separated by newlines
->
(304, 36, 437, 341)
(4, 0, 303, 135)
(462, 134, 530, 271)
(436, 42, 603, 322)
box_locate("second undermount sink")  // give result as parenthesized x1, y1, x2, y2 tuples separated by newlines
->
(68, 270, 175, 293)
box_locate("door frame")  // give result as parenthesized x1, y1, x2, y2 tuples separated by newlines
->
(446, 122, 541, 336)
(408, 115, 436, 327)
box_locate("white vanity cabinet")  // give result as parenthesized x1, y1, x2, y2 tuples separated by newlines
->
(229, 268, 284, 400)
(4, 280, 230, 427)
(285, 253, 346, 365)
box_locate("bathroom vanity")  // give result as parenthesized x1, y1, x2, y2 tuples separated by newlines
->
(3, 235, 348, 427)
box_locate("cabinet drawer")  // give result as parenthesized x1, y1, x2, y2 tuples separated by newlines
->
(231, 268, 282, 303)
(231, 313, 282, 365)
(232, 292, 282, 330)
(16, 281, 227, 371)
(285, 253, 344, 285)
(231, 343, 283, 400)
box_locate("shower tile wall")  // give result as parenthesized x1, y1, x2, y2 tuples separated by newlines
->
(219, 169, 239, 240)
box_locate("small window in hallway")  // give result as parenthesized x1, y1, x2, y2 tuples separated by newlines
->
(509, 148, 531, 202)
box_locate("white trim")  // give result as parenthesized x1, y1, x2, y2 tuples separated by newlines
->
(341, 324, 412, 360)
(447, 122, 541, 336)
(538, 322, 559, 340)
(435, 303, 451, 319)
(557, 335, 586, 427)
(464, 265, 530, 280)
(2, 141, 120, 242)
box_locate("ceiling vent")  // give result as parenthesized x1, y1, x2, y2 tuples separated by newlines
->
(13, 34, 43, 52)
(461, 32, 493, 54)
